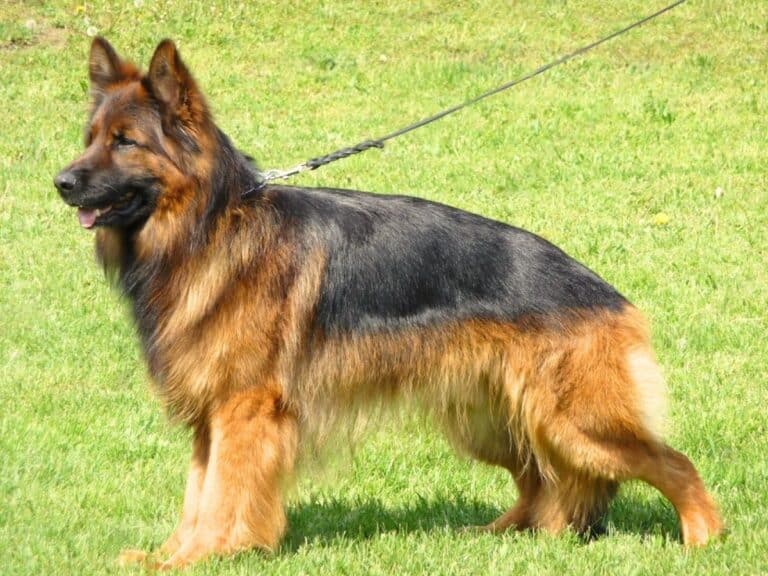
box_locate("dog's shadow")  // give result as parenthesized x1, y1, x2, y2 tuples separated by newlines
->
(281, 490, 681, 551)
(602, 491, 682, 542)
(282, 494, 498, 551)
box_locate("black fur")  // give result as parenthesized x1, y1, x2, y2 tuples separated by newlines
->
(83, 124, 626, 349)
(265, 185, 628, 336)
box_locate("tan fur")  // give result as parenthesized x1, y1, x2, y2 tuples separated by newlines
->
(147, 221, 292, 424)
(64, 39, 722, 568)
(147, 304, 721, 564)
(627, 348, 668, 441)
(158, 386, 298, 569)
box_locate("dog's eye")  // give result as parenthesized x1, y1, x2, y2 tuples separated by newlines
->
(113, 133, 138, 149)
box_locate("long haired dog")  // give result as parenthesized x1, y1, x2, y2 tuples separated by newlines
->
(55, 38, 722, 568)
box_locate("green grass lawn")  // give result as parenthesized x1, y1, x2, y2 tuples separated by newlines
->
(1, 1, 766, 574)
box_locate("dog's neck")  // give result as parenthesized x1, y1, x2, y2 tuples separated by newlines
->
(94, 130, 272, 384)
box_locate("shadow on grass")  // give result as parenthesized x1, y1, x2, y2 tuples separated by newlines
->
(603, 491, 682, 543)
(282, 494, 501, 551)
(282, 490, 682, 551)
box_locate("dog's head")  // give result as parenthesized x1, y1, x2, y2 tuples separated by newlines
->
(54, 38, 214, 230)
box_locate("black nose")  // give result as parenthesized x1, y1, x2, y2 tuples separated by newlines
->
(54, 170, 78, 194)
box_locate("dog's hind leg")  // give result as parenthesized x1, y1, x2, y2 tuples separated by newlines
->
(531, 422, 721, 544)
(633, 443, 723, 546)
(478, 462, 616, 536)
(480, 466, 542, 533)
(526, 313, 722, 545)
(445, 402, 547, 533)
(525, 472, 618, 536)
(438, 379, 542, 534)
(159, 385, 298, 569)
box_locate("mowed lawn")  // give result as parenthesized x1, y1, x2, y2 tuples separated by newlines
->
(1, 1, 766, 574)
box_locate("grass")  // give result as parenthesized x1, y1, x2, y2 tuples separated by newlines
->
(1, 0, 766, 573)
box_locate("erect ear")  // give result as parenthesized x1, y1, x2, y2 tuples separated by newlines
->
(89, 37, 138, 105)
(145, 39, 207, 124)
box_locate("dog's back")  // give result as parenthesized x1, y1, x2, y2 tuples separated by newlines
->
(265, 185, 627, 334)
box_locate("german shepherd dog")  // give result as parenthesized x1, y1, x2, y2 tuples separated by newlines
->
(55, 38, 723, 568)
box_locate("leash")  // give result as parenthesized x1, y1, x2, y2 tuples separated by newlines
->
(252, 0, 686, 190)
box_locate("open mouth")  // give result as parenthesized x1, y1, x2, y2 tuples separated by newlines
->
(76, 191, 139, 229)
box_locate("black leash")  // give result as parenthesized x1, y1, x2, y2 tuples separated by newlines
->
(253, 0, 686, 189)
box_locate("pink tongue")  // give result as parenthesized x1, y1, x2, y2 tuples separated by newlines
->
(78, 208, 97, 229)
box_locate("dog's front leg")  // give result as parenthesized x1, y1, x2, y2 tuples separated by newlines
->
(118, 421, 211, 568)
(159, 423, 210, 557)
(159, 386, 298, 569)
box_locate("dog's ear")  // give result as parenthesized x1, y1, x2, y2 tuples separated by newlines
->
(89, 37, 138, 107)
(146, 39, 208, 127)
